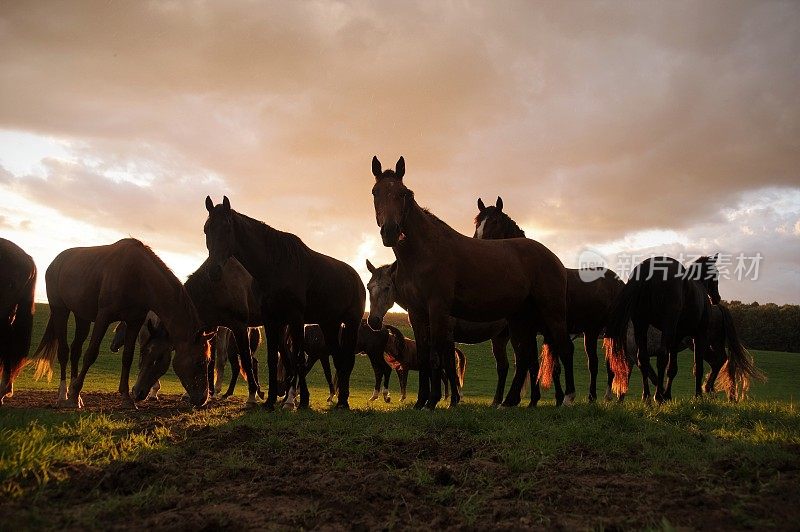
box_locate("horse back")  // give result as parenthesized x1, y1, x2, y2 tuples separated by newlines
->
(0, 239, 36, 318)
(566, 268, 624, 333)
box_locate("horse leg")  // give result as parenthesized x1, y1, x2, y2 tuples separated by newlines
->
(287, 321, 306, 409)
(262, 321, 282, 411)
(233, 327, 259, 405)
(68, 317, 90, 404)
(331, 319, 358, 410)
(223, 344, 240, 398)
(70, 312, 112, 408)
(407, 310, 430, 410)
(51, 308, 71, 407)
(550, 347, 564, 406)
(604, 358, 615, 402)
(367, 348, 383, 402)
(319, 354, 336, 403)
(585, 331, 600, 402)
(382, 364, 391, 403)
(664, 345, 679, 401)
(502, 317, 535, 408)
(693, 329, 709, 399)
(398, 369, 408, 402)
(119, 316, 144, 408)
(445, 341, 460, 408)
(633, 320, 651, 401)
(491, 335, 509, 407)
(425, 305, 452, 410)
(206, 337, 216, 398)
(656, 318, 679, 403)
(251, 354, 265, 399)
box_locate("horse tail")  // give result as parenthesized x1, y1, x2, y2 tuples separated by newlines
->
(384, 325, 406, 359)
(715, 304, 765, 401)
(3, 263, 37, 382)
(455, 347, 466, 389)
(537, 343, 556, 390)
(33, 311, 58, 382)
(604, 278, 643, 395)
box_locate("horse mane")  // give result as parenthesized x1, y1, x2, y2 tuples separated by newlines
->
(125, 238, 201, 325)
(473, 209, 525, 238)
(232, 210, 309, 266)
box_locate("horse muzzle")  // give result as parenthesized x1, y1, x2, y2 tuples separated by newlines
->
(380, 222, 402, 247)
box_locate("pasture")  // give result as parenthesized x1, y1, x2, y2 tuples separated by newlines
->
(1, 305, 799, 530)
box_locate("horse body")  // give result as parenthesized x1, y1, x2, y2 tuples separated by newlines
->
(204, 197, 366, 410)
(606, 256, 720, 402)
(0, 238, 37, 405)
(371, 157, 573, 409)
(32, 238, 211, 408)
(367, 260, 511, 405)
(383, 325, 466, 403)
(473, 197, 625, 402)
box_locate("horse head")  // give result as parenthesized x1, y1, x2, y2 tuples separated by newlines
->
(371, 156, 410, 247)
(204, 195, 234, 281)
(366, 259, 397, 330)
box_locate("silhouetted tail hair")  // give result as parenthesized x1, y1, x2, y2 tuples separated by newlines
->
(455, 348, 466, 389)
(537, 343, 558, 390)
(2, 265, 37, 382)
(714, 304, 766, 401)
(604, 278, 643, 395)
(33, 311, 58, 381)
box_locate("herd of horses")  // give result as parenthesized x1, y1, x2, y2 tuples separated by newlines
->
(0, 156, 763, 409)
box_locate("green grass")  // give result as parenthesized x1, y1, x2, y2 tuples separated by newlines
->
(1, 306, 799, 529)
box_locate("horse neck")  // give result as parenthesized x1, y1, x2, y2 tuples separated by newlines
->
(144, 266, 199, 342)
(231, 213, 270, 276)
(393, 201, 444, 262)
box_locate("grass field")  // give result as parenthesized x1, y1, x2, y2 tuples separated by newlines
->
(1, 305, 799, 529)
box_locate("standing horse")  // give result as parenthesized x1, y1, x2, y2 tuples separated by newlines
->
(32, 239, 213, 408)
(370, 156, 574, 409)
(366, 260, 511, 406)
(473, 197, 625, 402)
(605, 255, 721, 402)
(383, 324, 466, 402)
(0, 238, 36, 405)
(204, 196, 366, 410)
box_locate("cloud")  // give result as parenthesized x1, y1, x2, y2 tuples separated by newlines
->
(0, 1, 798, 303)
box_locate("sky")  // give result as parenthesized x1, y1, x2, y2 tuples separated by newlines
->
(0, 1, 798, 306)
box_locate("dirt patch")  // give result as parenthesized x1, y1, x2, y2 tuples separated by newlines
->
(2, 391, 800, 530)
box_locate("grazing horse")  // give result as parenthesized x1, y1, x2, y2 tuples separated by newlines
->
(383, 324, 466, 403)
(473, 197, 625, 402)
(370, 156, 574, 409)
(366, 259, 511, 406)
(110, 311, 169, 400)
(32, 239, 212, 408)
(111, 257, 267, 404)
(0, 239, 36, 405)
(204, 196, 366, 410)
(605, 255, 721, 402)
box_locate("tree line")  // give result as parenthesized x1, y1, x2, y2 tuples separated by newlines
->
(725, 301, 800, 354)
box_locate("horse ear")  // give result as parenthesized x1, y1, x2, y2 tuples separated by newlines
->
(366, 259, 376, 274)
(222, 196, 231, 213)
(372, 156, 382, 178)
(205, 196, 214, 213)
(496, 196, 503, 211)
(477, 198, 486, 212)
(395, 156, 405, 179)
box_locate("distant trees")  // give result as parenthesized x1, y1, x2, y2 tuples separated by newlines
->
(725, 301, 800, 353)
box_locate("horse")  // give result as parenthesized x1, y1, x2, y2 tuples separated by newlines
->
(605, 255, 722, 402)
(473, 196, 625, 402)
(0, 238, 37, 405)
(109, 257, 267, 404)
(366, 259, 511, 406)
(277, 320, 394, 406)
(383, 324, 466, 403)
(32, 238, 212, 408)
(370, 156, 574, 409)
(110, 311, 168, 400)
(204, 196, 366, 410)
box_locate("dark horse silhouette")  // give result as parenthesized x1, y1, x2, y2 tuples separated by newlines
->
(605, 255, 722, 402)
(32, 239, 213, 408)
(204, 196, 366, 410)
(366, 259, 511, 406)
(371, 156, 574, 409)
(473, 197, 625, 402)
(0, 238, 37, 405)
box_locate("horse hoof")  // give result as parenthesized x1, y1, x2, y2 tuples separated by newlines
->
(282, 402, 296, 411)
(257, 390, 266, 400)
(335, 401, 350, 410)
(587, 394, 596, 403)
(384, 396, 391, 403)
(527, 400, 538, 408)
(262, 402, 276, 412)
(562, 394, 576, 406)
(57, 398, 80, 409)
(413, 401, 426, 410)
